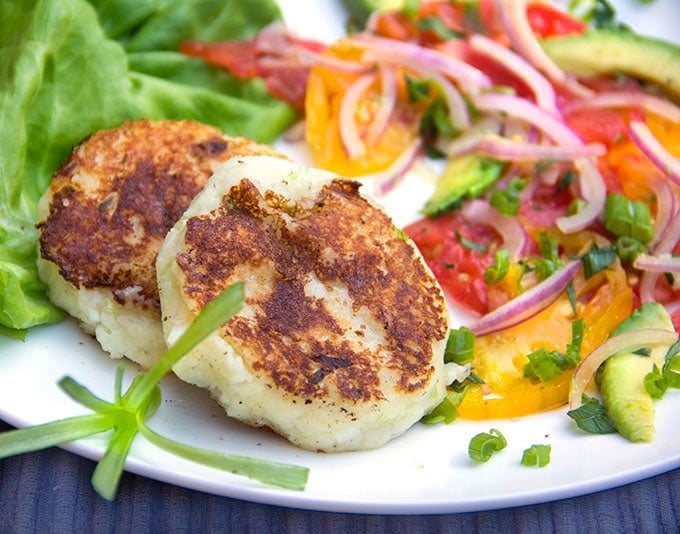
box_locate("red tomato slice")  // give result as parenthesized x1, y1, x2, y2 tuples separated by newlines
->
(404, 212, 499, 315)
(526, 2, 587, 38)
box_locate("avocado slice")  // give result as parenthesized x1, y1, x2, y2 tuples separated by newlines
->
(596, 302, 675, 442)
(542, 28, 680, 101)
(341, 0, 403, 26)
(422, 154, 505, 217)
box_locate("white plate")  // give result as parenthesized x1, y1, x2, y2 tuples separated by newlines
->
(1, 0, 679, 515)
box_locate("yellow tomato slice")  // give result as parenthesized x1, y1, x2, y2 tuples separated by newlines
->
(458, 238, 633, 420)
(304, 40, 420, 177)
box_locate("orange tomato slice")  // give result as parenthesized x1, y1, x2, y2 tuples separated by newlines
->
(304, 40, 420, 177)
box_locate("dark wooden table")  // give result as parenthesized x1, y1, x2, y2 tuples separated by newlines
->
(1, 421, 678, 533)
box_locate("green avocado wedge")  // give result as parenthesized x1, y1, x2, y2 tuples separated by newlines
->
(542, 28, 680, 100)
(596, 302, 675, 442)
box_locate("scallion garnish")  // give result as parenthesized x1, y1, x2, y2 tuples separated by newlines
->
(0, 282, 310, 499)
(521, 444, 551, 467)
(444, 326, 476, 364)
(604, 193, 654, 244)
(489, 177, 527, 216)
(523, 319, 583, 382)
(484, 249, 510, 284)
(468, 428, 507, 462)
(421, 396, 458, 425)
(581, 243, 617, 279)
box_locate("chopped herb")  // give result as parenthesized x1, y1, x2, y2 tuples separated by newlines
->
(417, 17, 465, 40)
(522, 319, 583, 383)
(468, 428, 507, 463)
(615, 236, 646, 265)
(489, 177, 527, 216)
(445, 326, 476, 364)
(581, 243, 617, 279)
(421, 396, 458, 425)
(604, 193, 654, 244)
(402, 0, 421, 17)
(456, 231, 488, 252)
(484, 249, 510, 284)
(567, 281, 577, 314)
(662, 352, 680, 389)
(521, 444, 551, 467)
(567, 396, 617, 434)
(644, 365, 668, 400)
(557, 170, 577, 192)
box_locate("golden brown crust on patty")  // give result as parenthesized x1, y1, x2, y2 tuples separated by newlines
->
(174, 176, 448, 404)
(37, 119, 282, 308)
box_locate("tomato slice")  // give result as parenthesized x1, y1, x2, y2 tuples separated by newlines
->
(458, 247, 633, 420)
(304, 40, 420, 176)
(526, 2, 587, 38)
(404, 211, 501, 315)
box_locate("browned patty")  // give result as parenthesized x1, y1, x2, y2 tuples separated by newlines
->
(157, 156, 450, 451)
(38, 119, 282, 309)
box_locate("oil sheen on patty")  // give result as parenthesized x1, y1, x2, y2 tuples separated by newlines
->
(156, 155, 450, 452)
(36, 119, 283, 368)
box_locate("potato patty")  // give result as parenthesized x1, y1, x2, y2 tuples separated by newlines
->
(36, 119, 283, 368)
(156, 155, 449, 452)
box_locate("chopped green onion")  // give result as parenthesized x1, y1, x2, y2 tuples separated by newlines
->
(604, 193, 654, 244)
(524, 348, 564, 382)
(421, 396, 458, 425)
(524, 319, 582, 382)
(402, 0, 421, 17)
(417, 17, 465, 40)
(444, 326, 475, 364)
(489, 178, 527, 216)
(538, 233, 560, 263)
(468, 428, 507, 463)
(456, 231, 488, 252)
(484, 249, 510, 284)
(521, 444, 551, 467)
(615, 236, 646, 265)
(581, 243, 616, 279)
(557, 170, 577, 192)
(567, 395, 617, 434)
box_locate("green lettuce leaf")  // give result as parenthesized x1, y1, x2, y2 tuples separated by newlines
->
(0, 0, 294, 334)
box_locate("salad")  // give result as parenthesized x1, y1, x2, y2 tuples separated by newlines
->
(181, 0, 680, 440)
(1, 0, 680, 503)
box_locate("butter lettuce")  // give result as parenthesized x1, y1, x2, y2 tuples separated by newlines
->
(0, 0, 295, 334)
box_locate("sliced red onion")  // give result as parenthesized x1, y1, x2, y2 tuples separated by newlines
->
(561, 91, 680, 123)
(365, 64, 397, 146)
(281, 119, 307, 143)
(468, 33, 558, 114)
(339, 72, 377, 160)
(440, 117, 502, 157)
(363, 50, 471, 129)
(289, 47, 370, 74)
(354, 34, 492, 89)
(475, 136, 605, 161)
(368, 137, 423, 195)
(556, 158, 607, 233)
(461, 199, 528, 259)
(495, 0, 593, 99)
(650, 177, 676, 248)
(629, 121, 680, 186)
(639, 208, 680, 302)
(473, 92, 581, 145)
(569, 328, 679, 410)
(470, 260, 581, 336)
(634, 253, 680, 273)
